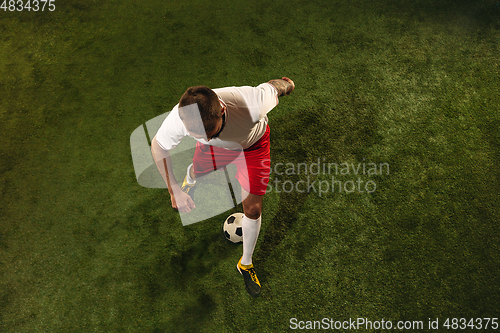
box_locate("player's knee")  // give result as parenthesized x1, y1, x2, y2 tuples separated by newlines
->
(244, 205, 261, 220)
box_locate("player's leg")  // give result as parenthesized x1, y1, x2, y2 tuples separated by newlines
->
(188, 163, 196, 180)
(180, 163, 196, 183)
(182, 144, 237, 196)
(237, 190, 263, 297)
(236, 166, 267, 297)
(241, 191, 263, 264)
(181, 163, 197, 195)
(235, 126, 270, 297)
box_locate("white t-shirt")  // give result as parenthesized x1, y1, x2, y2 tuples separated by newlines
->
(155, 83, 279, 151)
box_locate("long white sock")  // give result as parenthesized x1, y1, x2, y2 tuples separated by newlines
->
(241, 215, 261, 266)
(186, 163, 196, 184)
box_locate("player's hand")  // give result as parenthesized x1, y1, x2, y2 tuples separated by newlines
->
(170, 190, 196, 213)
(282, 77, 295, 95)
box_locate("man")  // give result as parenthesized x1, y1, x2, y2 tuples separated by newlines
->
(151, 77, 295, 297)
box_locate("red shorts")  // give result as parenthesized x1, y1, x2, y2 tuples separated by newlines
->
(192, 125, 271, 195)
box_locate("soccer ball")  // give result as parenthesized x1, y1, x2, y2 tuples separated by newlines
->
(223, 213, 244, 244)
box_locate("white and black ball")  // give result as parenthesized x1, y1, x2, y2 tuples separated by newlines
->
(223, 213, 244, 244)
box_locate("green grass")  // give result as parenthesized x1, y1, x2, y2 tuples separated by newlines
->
(1, 0, 499, 331)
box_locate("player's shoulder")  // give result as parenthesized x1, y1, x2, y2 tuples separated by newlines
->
(161, 104, 185, 131)
(162, 104, 180, 122)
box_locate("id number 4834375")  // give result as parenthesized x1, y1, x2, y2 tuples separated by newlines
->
(1, 0, 55, 11)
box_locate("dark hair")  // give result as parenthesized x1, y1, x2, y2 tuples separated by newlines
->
(178, 86, 221, 135)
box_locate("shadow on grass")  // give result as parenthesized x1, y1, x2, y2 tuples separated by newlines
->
(163, 293, 217, 333)
(258, 94, 380, 275)
(125, 193, 239, 284)
(120, 192, 238, 330)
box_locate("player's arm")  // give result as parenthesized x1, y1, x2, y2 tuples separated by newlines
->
(151, 136, 195, 213)
(267, 77, 295, 96)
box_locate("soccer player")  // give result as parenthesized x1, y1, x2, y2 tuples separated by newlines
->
(150, 77, 295, 297)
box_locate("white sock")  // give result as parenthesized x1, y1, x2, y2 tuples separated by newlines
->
(241, 215, 261, 266)
(186, 163, 196, 184)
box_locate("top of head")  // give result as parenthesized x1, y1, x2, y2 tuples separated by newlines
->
(178, 86, 222, 136)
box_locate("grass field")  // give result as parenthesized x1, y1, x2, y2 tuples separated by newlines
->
(1, 0, 500, 331)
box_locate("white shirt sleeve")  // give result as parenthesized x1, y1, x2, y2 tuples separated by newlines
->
(154, 105, 189, 151)
(256, 82, 279, 119)
(216, 83, 278, 122)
